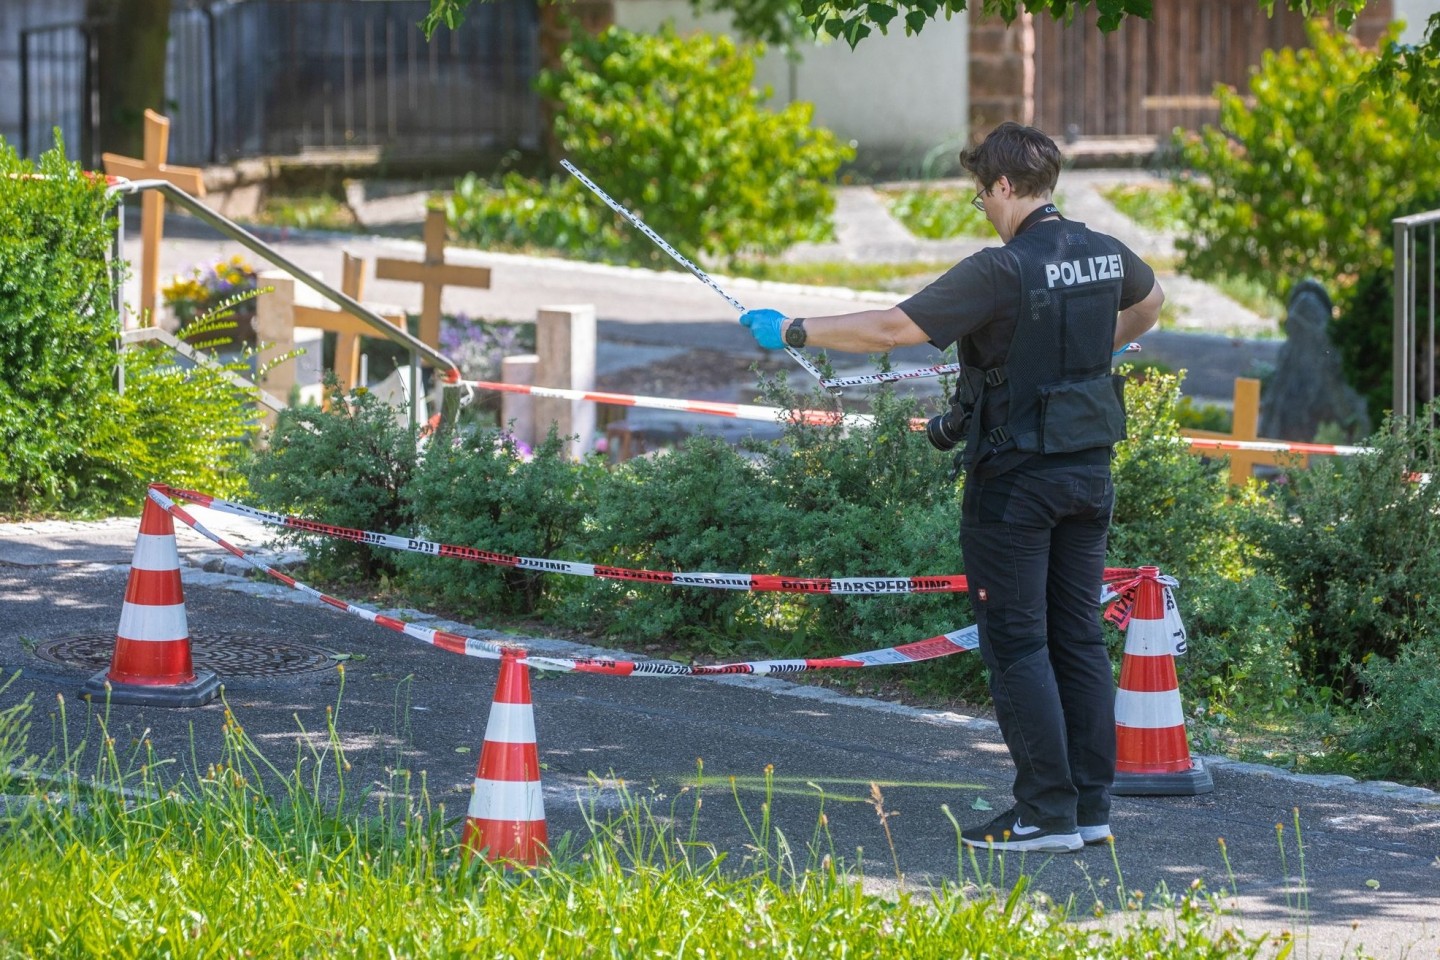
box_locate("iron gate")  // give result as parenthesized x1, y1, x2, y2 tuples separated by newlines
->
(18, 19, 99, 165)
(17, 0, 540, 167)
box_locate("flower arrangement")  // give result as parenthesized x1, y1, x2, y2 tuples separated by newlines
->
(438, 312, 534, 382)
(162, 255, 258, 331)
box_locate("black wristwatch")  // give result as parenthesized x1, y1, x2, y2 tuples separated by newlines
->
(784, 317, 808, 348)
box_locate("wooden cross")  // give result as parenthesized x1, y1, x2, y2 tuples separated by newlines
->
(292, 253, 406, 394)
(374, 206, 491, 349)
(1182, 377, 1309, 484)
(102, 110, 206, 327)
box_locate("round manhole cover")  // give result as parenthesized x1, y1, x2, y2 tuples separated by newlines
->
(36, 634, 338, 679)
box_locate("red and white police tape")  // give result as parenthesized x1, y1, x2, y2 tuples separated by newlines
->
(147, 486, 1168, 676)
(452, 380, 1380, 460)
(159, 485, 1142, 596)
(457, 379, 875, 429)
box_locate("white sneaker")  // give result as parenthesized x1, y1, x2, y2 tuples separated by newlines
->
(1078, 824, 1112, 845)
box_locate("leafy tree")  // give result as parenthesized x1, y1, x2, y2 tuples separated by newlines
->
(1172, 21, 1440, 299)
(1360, 9, 1440, 135)
(424, 1, 1438, 137)
(689, 0, 811, 52)
(426, 0, 1369, 49)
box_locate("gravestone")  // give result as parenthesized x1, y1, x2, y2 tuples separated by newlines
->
(1259, 279, 1371, 442)
(534, 306, 596, 459)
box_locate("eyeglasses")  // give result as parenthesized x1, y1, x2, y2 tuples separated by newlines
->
(972, 179, 1002, 212)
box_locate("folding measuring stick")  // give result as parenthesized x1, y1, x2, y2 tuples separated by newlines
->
(561, 160, 967, 392)
(561, 160, 828, 387)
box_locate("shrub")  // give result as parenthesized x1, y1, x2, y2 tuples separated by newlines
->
(1334, 267, 1400, 425)
(449, 25, 852, 267)
(1246, 407, 1440, 695)
(750, 376, 975, 673)
(1173, 22, 1440, 301)
(556, 434, 777, 647)
(242, 380, 419, 580)
(1175, 559, 1302, 719)
(1333, 210, 1438, 426)
(400, 427, 603, 617)
(1110, 369, 1253, 582)
(0, 140, 121, 513)
(97, 312, 261, 504)
(1110, 369, 1301, 712)
(1343, 633, 1440, 784)
(0, 140, 261, 516)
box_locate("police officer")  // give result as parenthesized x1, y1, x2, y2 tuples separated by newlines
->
(740, 122, 1164, 853)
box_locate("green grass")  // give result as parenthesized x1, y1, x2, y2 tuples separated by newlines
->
(880, 187, 995, 240)
(0, 680, 1270, 958)
(1101, 183, 1189, 233)
(247, 191, 359, 232)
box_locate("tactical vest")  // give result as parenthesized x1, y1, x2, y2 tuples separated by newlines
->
(950, 209, 1129, 478)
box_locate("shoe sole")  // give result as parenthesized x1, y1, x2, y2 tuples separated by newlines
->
(961, 833, 1084, 853)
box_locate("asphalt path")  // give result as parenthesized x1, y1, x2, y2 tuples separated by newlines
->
(2, 516, 1438, 958)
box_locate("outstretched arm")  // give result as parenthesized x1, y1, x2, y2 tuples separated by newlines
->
(742, 306, 931, 353)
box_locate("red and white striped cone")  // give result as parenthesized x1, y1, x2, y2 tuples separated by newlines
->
(461, 648, 548, 866)
(1111, 566, 1213, 796)
(81, 486, 221, 707)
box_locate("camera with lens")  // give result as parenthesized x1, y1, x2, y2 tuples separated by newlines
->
(925, 406, 970, 451)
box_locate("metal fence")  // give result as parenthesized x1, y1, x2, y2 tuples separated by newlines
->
(17, 18, 97, 164)
(18, 0, 540, 167)
(1394, 209, 1439, 421)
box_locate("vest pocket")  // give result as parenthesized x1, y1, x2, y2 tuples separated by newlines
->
(1037, 375, 1127, 454)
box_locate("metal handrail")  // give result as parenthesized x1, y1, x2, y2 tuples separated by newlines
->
(122, 327, 289, 413)
(106, 178, 462, 378)
(1393, 207, 1440, 420)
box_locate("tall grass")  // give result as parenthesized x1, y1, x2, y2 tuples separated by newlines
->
(0, 676, 1267, 958)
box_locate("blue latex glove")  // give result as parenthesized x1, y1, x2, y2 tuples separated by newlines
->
(740, 308, 787, 350)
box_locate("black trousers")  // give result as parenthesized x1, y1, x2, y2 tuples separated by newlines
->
(960, 461, 1116, 830)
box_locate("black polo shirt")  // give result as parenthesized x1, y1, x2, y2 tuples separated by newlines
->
(898, 219, 1155, 371)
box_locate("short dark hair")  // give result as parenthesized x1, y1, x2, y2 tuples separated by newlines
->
(960, 122, 1062, 199)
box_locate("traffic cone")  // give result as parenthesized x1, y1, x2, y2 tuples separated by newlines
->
(81, 487, 221, 707)
(1111, 567, 1213, 796)
(461, 648, 548, 866)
